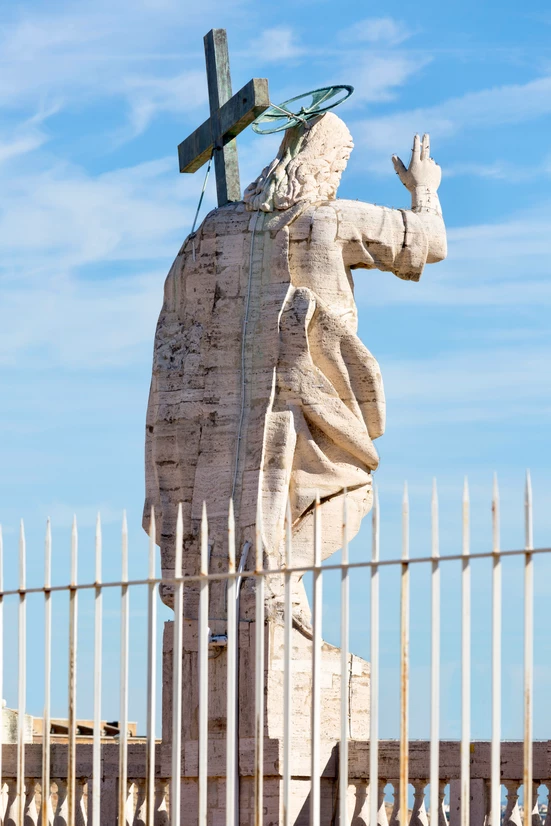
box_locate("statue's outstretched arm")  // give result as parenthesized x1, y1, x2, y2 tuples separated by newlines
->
(392, 133, 447, 264)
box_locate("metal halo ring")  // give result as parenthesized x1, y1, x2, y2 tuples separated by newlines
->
(252, 85, 354, 134)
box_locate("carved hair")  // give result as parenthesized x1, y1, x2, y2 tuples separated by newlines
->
(244, 112, 354, 212)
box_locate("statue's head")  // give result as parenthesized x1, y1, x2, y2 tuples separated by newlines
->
(244, 112, 354, 212)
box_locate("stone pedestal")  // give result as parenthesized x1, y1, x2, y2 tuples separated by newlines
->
(161, 617, 370, 825)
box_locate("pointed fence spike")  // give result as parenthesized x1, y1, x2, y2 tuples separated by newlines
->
(71, 514, 78, 587)
(525, 470, 533, 552)
(45, 518, 52, 590)
(462, 477, 470, 557)
(201, 501, 209, 576)
(175, 503, 183, 579)
(255, 494, 263, 572)
(342, 488, 348, 565)
(95, 513, 102, 585)
(313, 491, 321, 567)
(228, 500, 235, 572)
(492, 474, 500, 553)
(121, 510, 128, 582)
(431, 479, 439, 559)
(402, 482, 409, 561)
(525, 469, 532, 513)
(285, 496, 292, 569)
(148, 507, 156, 580)
(19, 519, 26, 590)
(371, 484, 380, 565)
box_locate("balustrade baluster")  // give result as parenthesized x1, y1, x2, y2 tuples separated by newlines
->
(154, 780, 169, 825)
(410, 780, 429, 826)
(37, 780, 54, 826)
(53, 780, 67, 826)
(23, 778, 39, 825)
(74, 779, 86, 826)
(4, 777, 19, 826)
(38, 782, 54, 826)
(389, 780, 409, 826)
(127, 780, 139, 826)
(531, 782, 543, 826)
(437, 781, 447, 826)
(543, 782, 551, 826)
(132, 779, 146, 826)
(374, 779, 389, 826)
(502, 780, 522, 826)
(483, 779, 492, 826)
(0, 780, 8, 823)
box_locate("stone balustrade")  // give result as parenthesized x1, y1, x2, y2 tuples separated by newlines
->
(0, 744, 169, 825)
(348, 740, 551, 826)
(2, 740, 551, 824)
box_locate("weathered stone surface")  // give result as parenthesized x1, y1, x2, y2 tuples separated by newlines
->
(144, 114, 446, 624)
(162, 615, 370, 824)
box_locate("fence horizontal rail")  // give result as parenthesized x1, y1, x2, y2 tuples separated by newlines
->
(0, 543, 549, 598)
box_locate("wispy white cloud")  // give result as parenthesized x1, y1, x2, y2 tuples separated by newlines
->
(0, 3, 237, 139)
(345, 53, 431, 104)
(338, 17, 414, 47)
(382, 342, 551, 426)
(353, 75, 551, 168)
(118, 70, 207, 138)
(0, 148, 215, 368)
(252, 26, 305, 63)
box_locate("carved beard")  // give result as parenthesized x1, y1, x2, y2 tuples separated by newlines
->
(244, 112, 353, 212)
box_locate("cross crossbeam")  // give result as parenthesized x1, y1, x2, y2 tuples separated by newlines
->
(178, 29, 270, 207)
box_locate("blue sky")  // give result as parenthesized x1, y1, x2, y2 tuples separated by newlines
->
(1, 0, 551, 743)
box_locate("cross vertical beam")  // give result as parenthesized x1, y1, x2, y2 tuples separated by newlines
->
(204, 29, 241, 206)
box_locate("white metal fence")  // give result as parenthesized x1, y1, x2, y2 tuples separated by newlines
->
(0, 474, 549, 825)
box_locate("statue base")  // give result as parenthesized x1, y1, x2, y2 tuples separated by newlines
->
(161, 616, 370, 825)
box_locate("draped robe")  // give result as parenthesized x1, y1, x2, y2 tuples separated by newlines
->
(144, 197, 431, 615)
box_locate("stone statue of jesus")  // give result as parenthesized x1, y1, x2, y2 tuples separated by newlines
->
(144, 112, 446, 625)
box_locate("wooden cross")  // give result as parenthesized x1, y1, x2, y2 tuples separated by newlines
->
(178, 29, 270, 207)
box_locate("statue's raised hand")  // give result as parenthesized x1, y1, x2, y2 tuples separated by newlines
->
(392, 134, 441, 193)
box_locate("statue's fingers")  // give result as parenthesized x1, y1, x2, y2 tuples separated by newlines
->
(421, 133, 430, 160)
(392, 154, 407, 177)
(412, 134, 421, 161)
